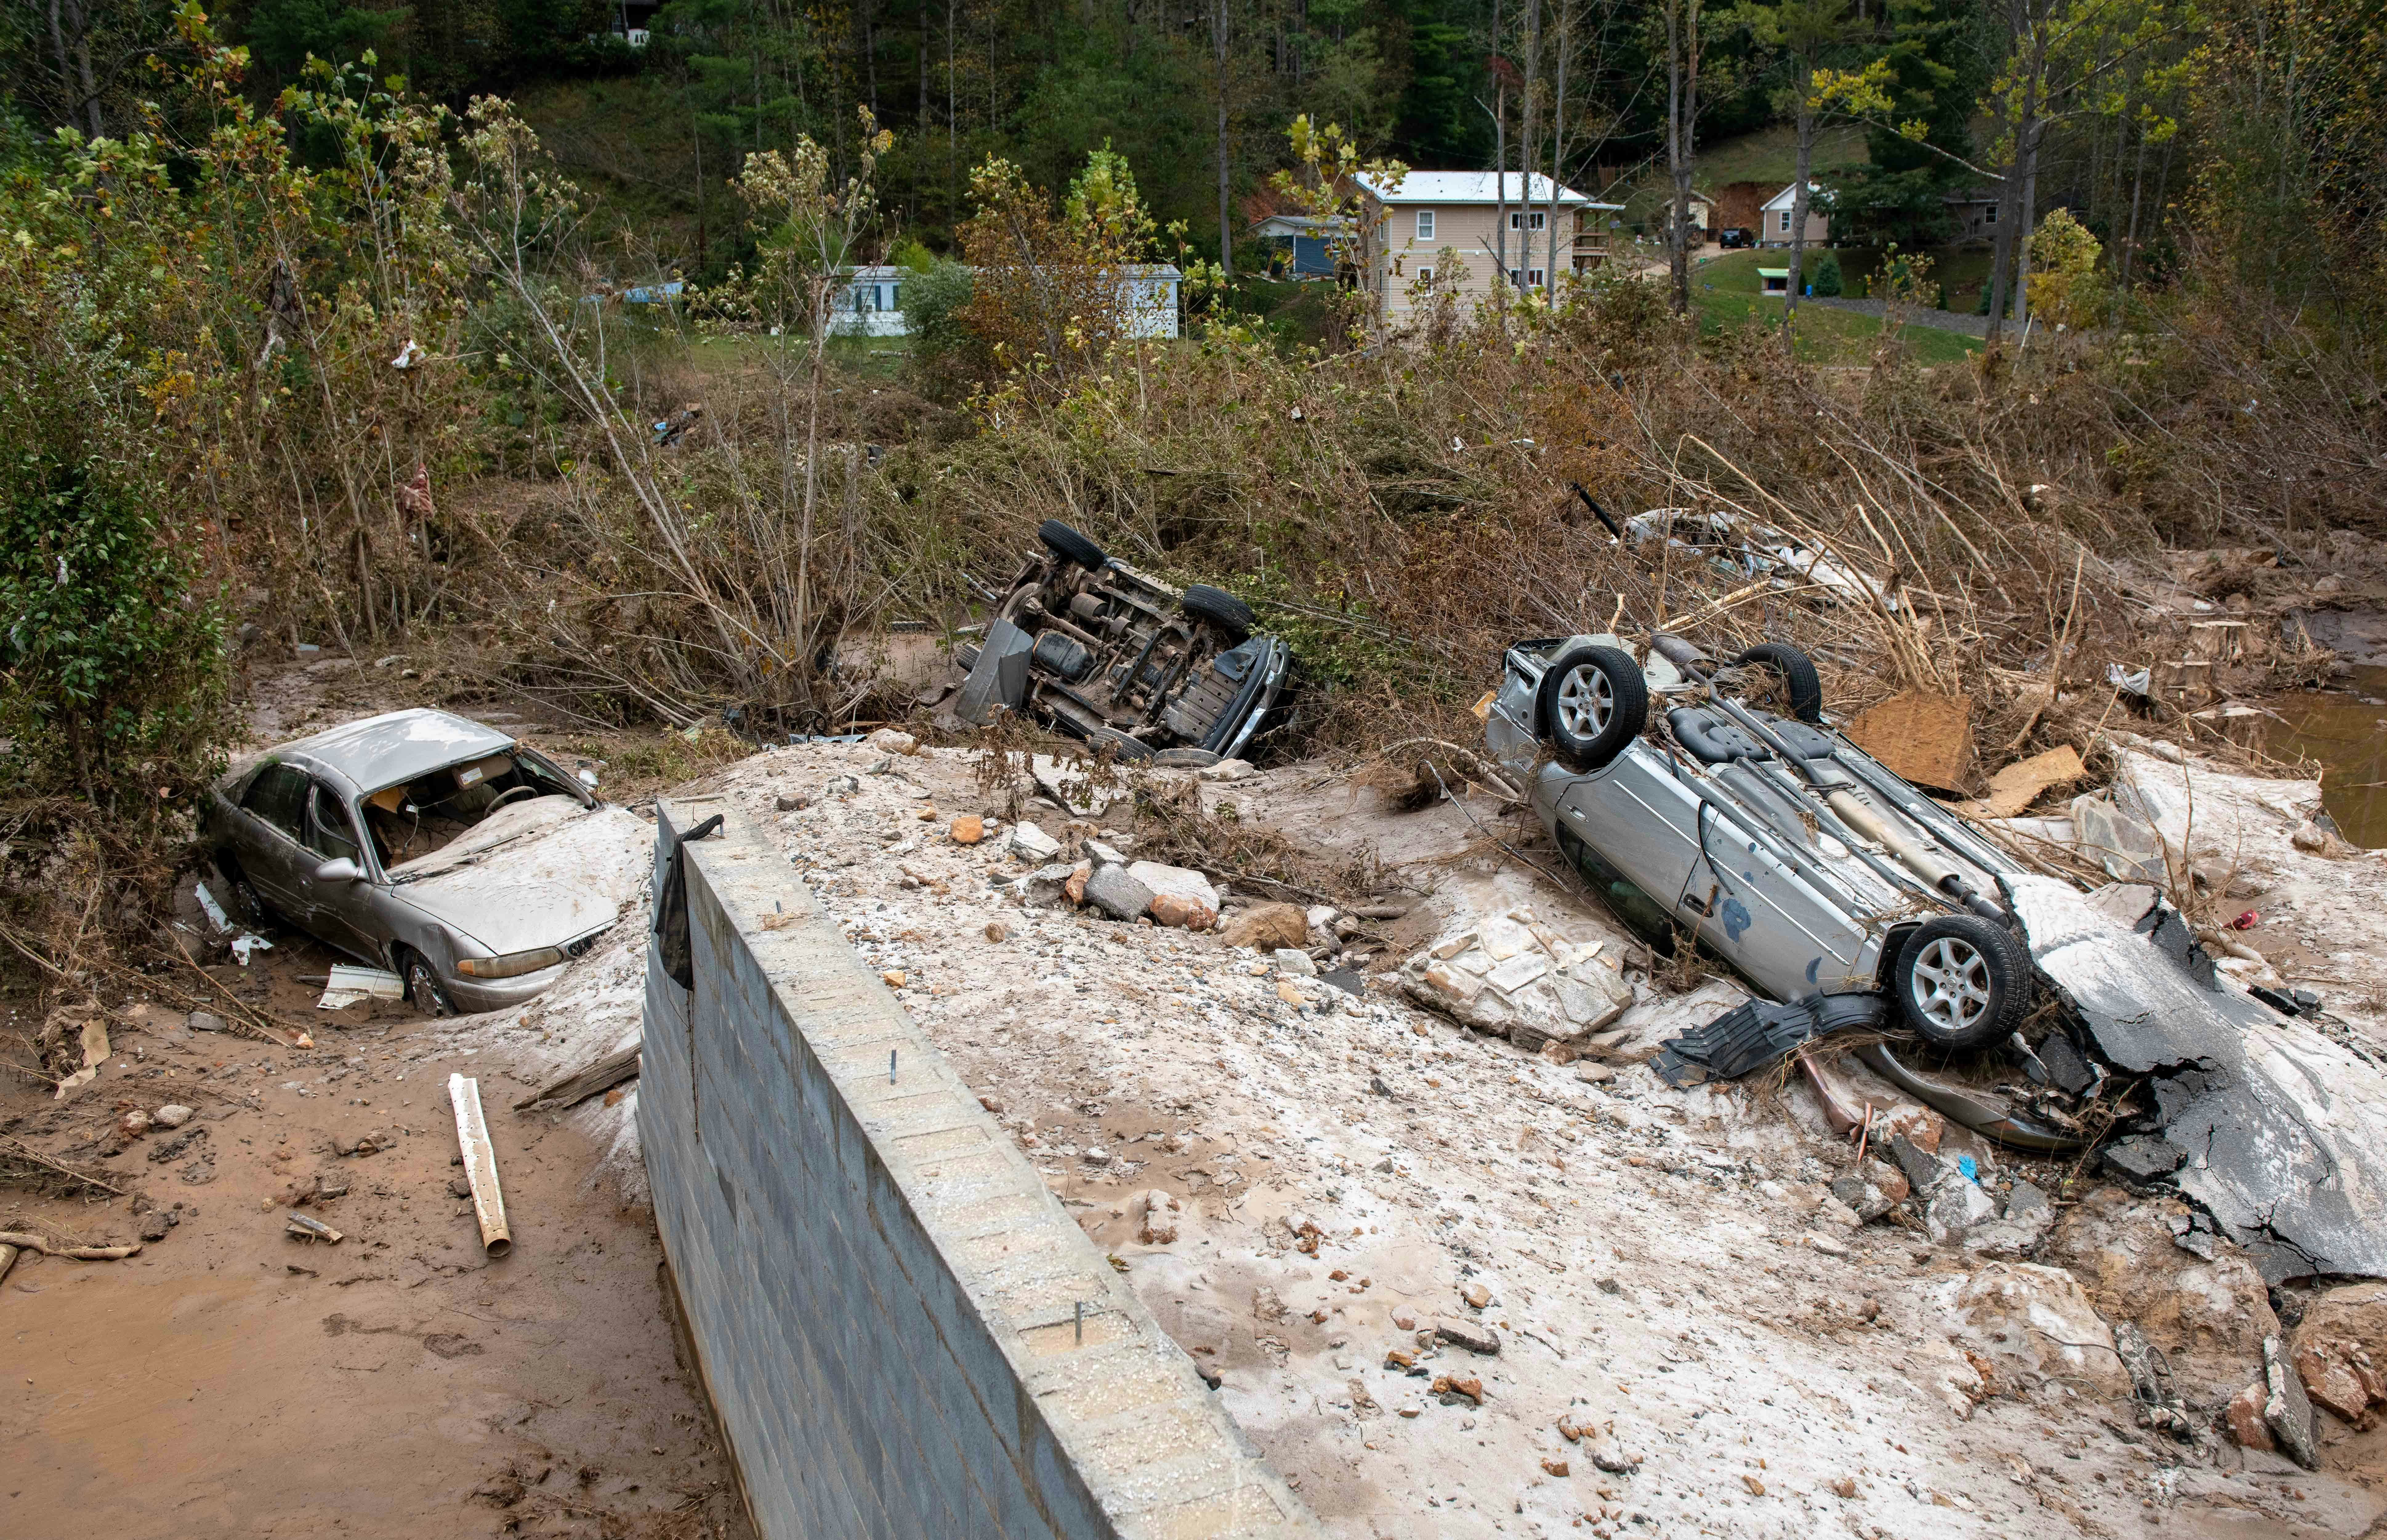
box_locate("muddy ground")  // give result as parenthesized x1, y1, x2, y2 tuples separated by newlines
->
(12, 621, 2387, 1539)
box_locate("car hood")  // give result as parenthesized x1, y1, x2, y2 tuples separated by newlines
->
(392, 802, 652, 956)
(2007, 872, 2387, 1281)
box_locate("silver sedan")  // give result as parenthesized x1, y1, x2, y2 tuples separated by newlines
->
(202, 709, 650, 1014)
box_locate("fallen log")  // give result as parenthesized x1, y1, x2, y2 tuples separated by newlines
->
(512, 1043, 641, 1112)
(0, 1229, 141, 1261)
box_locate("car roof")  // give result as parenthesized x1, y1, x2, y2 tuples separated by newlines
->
(268, 709, 517, 795)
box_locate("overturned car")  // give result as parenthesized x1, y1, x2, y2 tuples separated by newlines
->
(935, 521, 1294, 763)
(1487, 632, 2387, 1281)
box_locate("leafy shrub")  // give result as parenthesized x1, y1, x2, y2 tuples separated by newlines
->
(1810, 251, 1843, 297)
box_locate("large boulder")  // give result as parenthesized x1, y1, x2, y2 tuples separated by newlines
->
(1083, 863, 1155, 922)
(2292, 1281, 2387, 1428)
(1220, 902, 1311, 952)
(1400, 909, 1630, 1044)
(1931, 1261, 2131, 1397)
(2046, 1188, 2279, 1403)
(1128, 861, 1218, 930)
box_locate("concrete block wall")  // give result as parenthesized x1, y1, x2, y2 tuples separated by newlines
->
(639, 797, 1318, 1540)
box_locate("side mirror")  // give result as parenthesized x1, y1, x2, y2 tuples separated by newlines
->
(314, 857, 362, 883)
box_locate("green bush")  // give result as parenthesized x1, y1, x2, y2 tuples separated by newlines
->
(0, 447, 228, 807)
(899, 258, 980, 395)
(1810, 251, 1843, 297)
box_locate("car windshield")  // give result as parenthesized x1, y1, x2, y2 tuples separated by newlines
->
(356, 745, 584, 871)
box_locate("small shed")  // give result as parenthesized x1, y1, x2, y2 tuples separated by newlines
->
(1759, 267, 1791, 296)
(1248, 215, 1351, 279)
(831, 265, 909, 337)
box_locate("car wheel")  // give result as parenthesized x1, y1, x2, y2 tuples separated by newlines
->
(399, 948, 456, 1018)
(1734, 641, 1825, 723)
(1181, 584, 1254, 643)
(1085, 726, 1155, 762)
(1536, 645, 1648, 770)
(1890, 914, 2030, 1051)
(1038, 520, 1109, 570)
(216, 856, 276, 927)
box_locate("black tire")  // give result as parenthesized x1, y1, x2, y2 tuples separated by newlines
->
(1085, 726, 1155, 762)
(1535, 645, 1649, 770)
(398, 947, 456, 1018)
(1889, 913, 2031, 1051)
(1038, 520, 1108, 570)
(1734, 641, 1825, 723)
(215, 855, 276, 927)
(1181, 584, 1254, 642)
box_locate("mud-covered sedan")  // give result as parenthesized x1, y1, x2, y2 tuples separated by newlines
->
(202, 709, 649, 1015)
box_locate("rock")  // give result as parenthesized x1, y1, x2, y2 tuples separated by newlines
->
(2291, 1281, 2387, 1427)
(153, 1104, 193, 1130)
(1273, 948, 1317, 977)
(984, 921, 1010, 943)
(119, 1110, 153, 1138)
(1132, 1189, 1181, 1245)
(1459, 1282, 1491, 1309)
(1009, 822, 1062, 861)
(2102, 1136, 2184, 1185)
(1886, 1135, 1942, 1192)
(2227, 1379, 2276, 1452)
(1431, 1374, 1483, 1405)
(448, 1176, 475, 1198)
(2004, 1179, 2050, 1217)
(1829, 1162, 1909, 1224)
(1573, 1060, 1615, 1084)
(1485, 953, 1549, 994)
(1477, 916, 1533, 961)
(1421, 964, 1485, 1005)
(138, 1211, 172, 1243)
(1018, 863, 1078, 907)
(774, 791, 812, 812)
(315, 1174, 348, 1200)
(1083, 864, 1155, 922)
(1936, 1261, 2131, 1396)
(186, 1011, 225, 1034)
(1064, 861, 1092, 905)
(1198, 758, 1253, 782)
(1541, 1457, 1570, 1478)
(1925, 1175, 1999, 1242)
(2046, 1188, 2282, 1402)
(1436, 1317, 1501, 1354)
(2265, 1334, 2320, 1468)
(1587, 1440, 1640, 1474)
(949, 814, 985, 845)
(1429, 930, 1478, 960)
(883, 970, 907, 988)
(1553, 969, 1630, 1032)
(1305, 904, 1339, 932)
(332, 1132, 389, 1158)
(1221, 903, 1310, 951)
(1083, 838, 1128, 867)
(1130, 862, 1219, 930)
(865, 728, 920, 756)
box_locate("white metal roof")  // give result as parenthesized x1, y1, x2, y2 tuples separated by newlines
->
(1356, 171, 1620, 210)
(1760, 181, 1832, 212)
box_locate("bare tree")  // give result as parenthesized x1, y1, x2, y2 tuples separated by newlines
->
(1663, 0, 1704, 316)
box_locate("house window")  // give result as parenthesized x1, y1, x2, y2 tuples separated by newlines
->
(1416, 209, 1435, 240)
(1778, 210, 1792, 234)
(1985, 203, 1998, 225)
(1417, 265, 1434, 289)
(1526, 267, 1546, 287)
(1508, 211, 1548, 231)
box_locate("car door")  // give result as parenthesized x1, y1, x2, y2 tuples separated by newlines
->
(301, 781, 384, 963)
(234, 763, 314, 913)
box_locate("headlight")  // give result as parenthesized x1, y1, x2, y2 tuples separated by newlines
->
(455, 946, 566, 979)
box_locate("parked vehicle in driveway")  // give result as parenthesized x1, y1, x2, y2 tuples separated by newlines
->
(936, 520, 1296, 762)
(202, 709, 651, 1015)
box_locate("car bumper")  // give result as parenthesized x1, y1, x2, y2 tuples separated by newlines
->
(439, 960, 571, 1014)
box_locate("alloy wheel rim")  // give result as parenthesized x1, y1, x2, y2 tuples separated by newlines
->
(1910, 936, 1991, 1034)
(1557, 666, 1614, 739)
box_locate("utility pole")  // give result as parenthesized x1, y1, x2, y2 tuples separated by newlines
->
(1215, 0, 1234, 276)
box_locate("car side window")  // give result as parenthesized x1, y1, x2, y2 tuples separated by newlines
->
(307, 783, 363, 864)
(241, 764, 311, 841)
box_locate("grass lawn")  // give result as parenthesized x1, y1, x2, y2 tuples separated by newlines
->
(1690, 250, 1982, 365)
(1693, 123, 1873, 188)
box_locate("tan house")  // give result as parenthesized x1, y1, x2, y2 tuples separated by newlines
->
(1759, 181, 1837, 247)
(1353, 171, 1623, 323)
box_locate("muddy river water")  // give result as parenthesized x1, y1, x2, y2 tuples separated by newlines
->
(2267, 663, 2387, 847)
